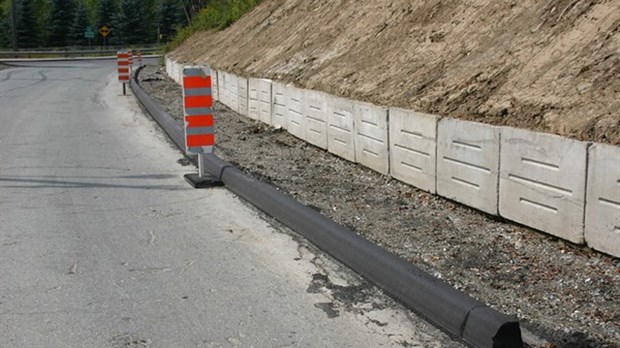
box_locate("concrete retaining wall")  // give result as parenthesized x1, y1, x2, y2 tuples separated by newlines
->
(272, 82, 287, 128)
(327, 95, 356, 163)
(238, 77, 248, 117)
(165, 58, 620, 258)
(499, 128, 587, 244)
(354, 102, 389, 175)
(212, 70, 219, 102)
(437, 119, 500, 215)
(585, 143, 620, 256)
(389, 108, 437, 193)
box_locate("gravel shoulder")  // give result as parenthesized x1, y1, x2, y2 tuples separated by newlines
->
(138, 65, 619, 348)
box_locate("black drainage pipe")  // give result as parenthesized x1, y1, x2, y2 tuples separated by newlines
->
(131, 67, 523, 348)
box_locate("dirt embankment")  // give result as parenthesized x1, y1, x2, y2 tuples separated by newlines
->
(170, 0, 620, 145)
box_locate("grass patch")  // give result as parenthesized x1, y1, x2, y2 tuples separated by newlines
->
(165, 0, 262, 54)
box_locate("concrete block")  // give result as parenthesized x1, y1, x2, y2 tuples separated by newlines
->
(354, 102, 389, 174)
(585, 143, 620, 257)
(220, 72, 230, 107)
(248, 78, 260, 121)
(165, 58, 172, 80)
(227, 73, 239, 113)
(272, 82, 287, 128)
(218, 70, 226, 107)
(238, 76, 248, 117)
(389, 108, 438, 193)
(174, 61, 183, 84)
(257, 79, 272, 125)
(168, 59, 182, 84)
(286, 86, 305, 140)
(499, 127, 587, 244)
(437, 119, 500, 215)
(326, 95, 356, 163)
(211, 70, 219, 102)
(304, 89, 329, 149)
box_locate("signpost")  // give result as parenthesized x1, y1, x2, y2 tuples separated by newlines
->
(84, 26, 94, 47)
(99, 26, 110, 47)
(182, 66, 222, 188)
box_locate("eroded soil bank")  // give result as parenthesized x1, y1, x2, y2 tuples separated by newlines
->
(169, 0, 620, 145)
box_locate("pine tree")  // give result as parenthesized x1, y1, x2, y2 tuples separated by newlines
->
(111, 0, 148, 45)
(96, 0, 116, 45)
(0, 4, 11, 48)
(17, 0, 40, 48)
(70, 1, 91, 46)
(158, 0, 184, 43)
(47, 0, 76, 47)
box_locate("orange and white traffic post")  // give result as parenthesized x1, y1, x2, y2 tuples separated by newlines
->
(182, 66, 222, 188)
(137, 49, 143, 67)
(128, 49, 133, 68)
(117, 50, 130, 95)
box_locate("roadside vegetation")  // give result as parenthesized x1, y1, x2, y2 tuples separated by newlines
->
(164, 0, 262, 53)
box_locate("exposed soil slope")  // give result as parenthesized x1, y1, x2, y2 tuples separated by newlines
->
(170, 0, 620, 144)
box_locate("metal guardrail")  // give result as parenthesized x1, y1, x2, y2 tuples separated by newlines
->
(0, 47, 161, 59)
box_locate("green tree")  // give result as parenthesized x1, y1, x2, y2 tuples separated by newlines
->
(111, 0, 148, 45)
(16, 0, 40, 48)
(0, 2, 11, 48)
(70, 1, 91, 46)
(158, 0, 184, 43)
(96, 0, 116, 45)
(48, 0, 76, 47)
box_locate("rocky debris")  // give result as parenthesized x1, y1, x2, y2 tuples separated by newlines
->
(138, 65, 619, 347)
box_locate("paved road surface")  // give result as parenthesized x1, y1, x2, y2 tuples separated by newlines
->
(0, 60, 459, 347)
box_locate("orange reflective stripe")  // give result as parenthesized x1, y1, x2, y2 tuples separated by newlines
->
(184, 95, 213, 108)
(186, 115, 213, 128)
(117, 54, 129, 59)
(183, 76, 211, 89)
(118, 61, 129, 66)
(186, 134, 214, 147)
(118, 68, 129, 73)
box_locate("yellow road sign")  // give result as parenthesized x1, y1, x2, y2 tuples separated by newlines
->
(99, 26, 110, 37)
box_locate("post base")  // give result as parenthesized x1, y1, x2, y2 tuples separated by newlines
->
(183, 173, 224, 189)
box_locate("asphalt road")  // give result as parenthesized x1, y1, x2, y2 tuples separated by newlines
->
(0, 60, 459, 347)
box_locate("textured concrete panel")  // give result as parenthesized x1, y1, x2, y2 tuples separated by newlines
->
(218, 70, 226, 106)
(220, 72, 230, 107)
(353, 102, 389, 174)
(326, 95, 356, 162)
(499, 127, 587, 243)
(248, 78, 260, 120)
(286, 86, 305, 140)
(238, 77, 248, 117)
(304, 89, 328, 149)
(272, 82, 287, 128)
(257, 79, 272, 125)
(167, 59, 182, 84)
(437, 119, 500, 215)
(389, 108, 438, 193)
(585, 143, 620, 256)
(227, 73, 239, 113)
(212, 70, 219, 102)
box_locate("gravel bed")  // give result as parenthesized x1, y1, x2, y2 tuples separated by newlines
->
(137, 65, 619, 348)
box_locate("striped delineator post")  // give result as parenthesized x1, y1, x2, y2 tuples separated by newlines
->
(128, 49, 133, 67)
(182, 66, 223, 188)
(117, 50, 130, 95)
(137, 49, 143, 67)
